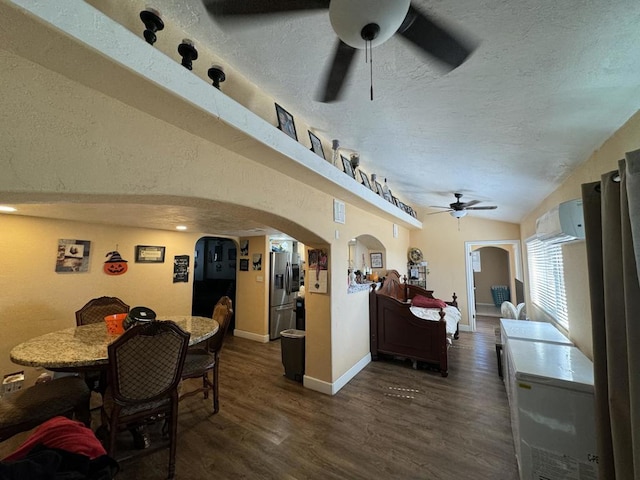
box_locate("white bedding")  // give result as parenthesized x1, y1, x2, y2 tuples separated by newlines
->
(409, 305, 461, 336)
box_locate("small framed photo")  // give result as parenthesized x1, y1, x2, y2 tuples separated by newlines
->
(239, 259, 249, 271)
(135, 245, 166, 263)
(370, 252, 383, 269)
(308, 131, 325, 159)
(359, 170, 372, 190)
(275, 103, 297, 141)
(341, 155, 356, 179)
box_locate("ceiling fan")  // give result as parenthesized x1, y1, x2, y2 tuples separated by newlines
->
(205, 0, 475, 102)
(430, 193, 498, 218)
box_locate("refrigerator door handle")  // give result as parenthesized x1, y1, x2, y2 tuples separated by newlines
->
(285, 261, 291, 295)
(275, 305, 292, 311)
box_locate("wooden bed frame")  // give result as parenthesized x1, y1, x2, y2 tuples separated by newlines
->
(369, 270, 459, 377)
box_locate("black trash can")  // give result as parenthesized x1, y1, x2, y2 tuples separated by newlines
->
(280, 329, 305, 382)
(295, 298, 305, 330)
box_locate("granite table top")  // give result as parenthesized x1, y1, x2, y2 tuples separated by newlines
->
(10, 316, 218, 370)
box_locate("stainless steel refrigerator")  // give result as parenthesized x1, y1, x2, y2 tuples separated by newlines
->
(269, 251, 300, 340)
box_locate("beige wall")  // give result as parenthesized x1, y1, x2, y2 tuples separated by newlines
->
(0, 46, 412, 391)
(234, 236, 269, 339)
(520, 109, 640, 359)
(474, 247, 511, 305)
(0, 214, 203, 381)
(410, 213, 521, 328)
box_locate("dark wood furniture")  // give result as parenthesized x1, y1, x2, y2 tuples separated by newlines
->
(0, 376, 90, 442)
(75, 296, 130, 326)
(101, 320, 190, 479)
(180, 296, 234, 413)
(369, 270, 459, 377)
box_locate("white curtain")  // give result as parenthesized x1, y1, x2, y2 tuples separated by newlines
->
(582, 150, 640, 479)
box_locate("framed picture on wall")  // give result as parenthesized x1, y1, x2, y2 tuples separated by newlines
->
(135, 245, 165, 263)
(341, 155, 356, 179)
(275, 103, 298, 141)
(370, 252, 383, 269)
(308, 131, 325, 159)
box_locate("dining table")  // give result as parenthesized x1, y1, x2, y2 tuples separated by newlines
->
(10, 316, 219, 371)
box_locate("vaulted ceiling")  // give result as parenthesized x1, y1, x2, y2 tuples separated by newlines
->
(114, 0, 640, 223)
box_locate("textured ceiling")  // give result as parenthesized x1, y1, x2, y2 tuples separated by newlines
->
(129, 0, 640, 223)
(4, 0, 640, 236)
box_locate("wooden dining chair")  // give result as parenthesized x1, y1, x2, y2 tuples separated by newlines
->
(99, 320, 190, 479)
(75, 296, 130, 326)
(0, 376, 90, 442)
(180, 296, 233, 413)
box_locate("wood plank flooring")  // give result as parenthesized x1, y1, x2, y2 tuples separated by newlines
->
(1, 317, 519, 479)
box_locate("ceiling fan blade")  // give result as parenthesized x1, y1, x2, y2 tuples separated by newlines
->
(317, 40, 358, 103)
(205, 0, 329, 16)
(462, 200, 481, 208)
(427, 209, 452, 215)
(466, 206, 498, 210)
(397, 4, 474, 70)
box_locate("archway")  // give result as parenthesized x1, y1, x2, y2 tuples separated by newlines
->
(464, 240, 522, 332)
(192, 237, 237, 331)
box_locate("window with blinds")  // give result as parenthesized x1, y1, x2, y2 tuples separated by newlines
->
(526, 237, 569, 329)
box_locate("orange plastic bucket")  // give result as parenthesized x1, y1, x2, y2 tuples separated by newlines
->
(104, 313, 127, 335)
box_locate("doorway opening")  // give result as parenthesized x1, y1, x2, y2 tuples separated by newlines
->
(192, 237, 237, 333)
(464, 240, 522, 332)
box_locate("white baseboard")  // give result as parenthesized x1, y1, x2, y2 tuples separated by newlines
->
(233, 329, 269, 343)
(303, 352, 371, 396)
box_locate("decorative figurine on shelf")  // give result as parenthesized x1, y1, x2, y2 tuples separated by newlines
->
(178, 39, 198, 70)
(349, 269, 357, 286)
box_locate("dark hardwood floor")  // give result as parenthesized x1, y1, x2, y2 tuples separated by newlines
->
(1, 316, 518, 479)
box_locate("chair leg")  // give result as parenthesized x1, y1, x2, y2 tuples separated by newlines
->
(202, 373, 209, 400)
(213, 361, 220, 414)
(168, 406, 178, 479)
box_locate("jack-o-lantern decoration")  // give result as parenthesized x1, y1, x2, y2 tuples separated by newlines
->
(104, 250, 128, 276)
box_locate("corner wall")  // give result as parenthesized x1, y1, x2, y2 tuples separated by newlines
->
(520, 109, 640, 358)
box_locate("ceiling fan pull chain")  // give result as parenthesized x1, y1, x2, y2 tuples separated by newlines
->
(369, 40, 374, 101)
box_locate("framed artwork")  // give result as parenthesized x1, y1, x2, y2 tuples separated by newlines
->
(173, 255, 189, 283)
(240, 240, 249, 256)
(308, 131, 325, 159)
(359, 170, 372, 190)
(370, 252, 383, 269)
(252, 253, 262, 271)
(55, 239, 91, 273)
(239, 259, 249, 271)
(341, 155, 356, 179)
(275, 103, 297, 140)
(135, 245, 165, 263)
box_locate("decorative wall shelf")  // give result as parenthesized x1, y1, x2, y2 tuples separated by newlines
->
(9, 0, 422, 230)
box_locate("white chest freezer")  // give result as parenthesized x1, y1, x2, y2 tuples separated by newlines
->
(500, 319, 574, 405)
(500, 319, 573, 346)
(507, 339, 598, 480)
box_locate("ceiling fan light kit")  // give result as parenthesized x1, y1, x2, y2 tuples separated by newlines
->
(450, 210, 467, 218)
(328, 0, 410, 48)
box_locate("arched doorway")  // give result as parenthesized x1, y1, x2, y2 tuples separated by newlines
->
(464, 240, 522, 332)
(192, 237, 237, 332)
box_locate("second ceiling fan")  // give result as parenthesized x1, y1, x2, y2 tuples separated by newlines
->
(430, 193, 498, 218)
(206, 0, 475, 102)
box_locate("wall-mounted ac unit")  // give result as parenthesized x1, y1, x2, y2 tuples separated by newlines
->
(535, 199, 585, 244)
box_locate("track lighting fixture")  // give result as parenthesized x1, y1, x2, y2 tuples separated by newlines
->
(139, 9, 164, 45)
